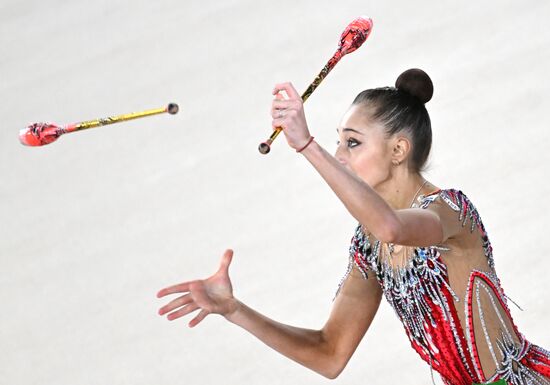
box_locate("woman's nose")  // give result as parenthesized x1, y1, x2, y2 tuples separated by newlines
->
(334, 146, 347, 165)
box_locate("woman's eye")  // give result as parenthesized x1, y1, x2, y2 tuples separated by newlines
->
(347, 138, 360, 148)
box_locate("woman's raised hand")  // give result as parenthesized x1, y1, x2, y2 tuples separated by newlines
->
(157, 249, 238, 328)
(271, 82, 312, 151)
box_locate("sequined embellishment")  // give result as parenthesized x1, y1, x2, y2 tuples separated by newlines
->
(338, 189, 550, 385)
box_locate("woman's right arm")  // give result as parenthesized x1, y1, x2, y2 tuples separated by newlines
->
(226, 263, 382, 379)
(157, 250, 382, 379)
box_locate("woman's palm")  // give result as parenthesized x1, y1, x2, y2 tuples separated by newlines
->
(189, 264, 234, 313)
(157, 249, 236, 327)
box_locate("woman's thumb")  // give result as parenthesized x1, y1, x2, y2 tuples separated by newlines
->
(219, 249, 234, 273)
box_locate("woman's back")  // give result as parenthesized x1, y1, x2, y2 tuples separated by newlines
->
(344, 189, 550, 385)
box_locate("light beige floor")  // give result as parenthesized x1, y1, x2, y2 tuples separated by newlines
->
(1, 1, 549, 384)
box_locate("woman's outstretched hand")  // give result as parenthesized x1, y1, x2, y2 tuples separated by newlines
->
(157, 249, 238, 328)
(271, 82, 312, 151)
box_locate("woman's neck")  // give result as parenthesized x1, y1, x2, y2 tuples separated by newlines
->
(375, 170, 429, 210)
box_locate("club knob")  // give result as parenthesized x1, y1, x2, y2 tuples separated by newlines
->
(167, 103, 179, 115)
(258, 142, 271, 154)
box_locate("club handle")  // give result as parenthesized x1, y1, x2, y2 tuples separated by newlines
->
(65, 103, 179, 133)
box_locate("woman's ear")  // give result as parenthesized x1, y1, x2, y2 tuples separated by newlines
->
(391, 136, 412, 165)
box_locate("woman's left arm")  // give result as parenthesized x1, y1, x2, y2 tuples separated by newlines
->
(302, 140, 445, 246)
(271, 82, 448, 247)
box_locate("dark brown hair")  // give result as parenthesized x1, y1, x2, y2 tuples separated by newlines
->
(352, 68, 434, 172)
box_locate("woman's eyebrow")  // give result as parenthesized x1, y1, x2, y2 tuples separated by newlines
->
(336, 127, 364, 135)
(341, 127, 364, 135)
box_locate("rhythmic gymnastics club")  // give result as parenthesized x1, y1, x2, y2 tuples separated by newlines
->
(19, 103, 179, 147)
(258, 16, 373, 155)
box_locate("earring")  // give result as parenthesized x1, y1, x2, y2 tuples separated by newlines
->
(392, 160, 400, 166)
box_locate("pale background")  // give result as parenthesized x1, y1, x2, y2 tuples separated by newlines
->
(1, 1, 549, 384)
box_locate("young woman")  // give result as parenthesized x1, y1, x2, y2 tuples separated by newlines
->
(157, 69, 550, 385)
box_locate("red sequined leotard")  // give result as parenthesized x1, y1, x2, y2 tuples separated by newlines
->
(339, 189, 550, 385)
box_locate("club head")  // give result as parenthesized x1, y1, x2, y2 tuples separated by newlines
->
(339, 16, 373, 55)
(19, 123, 62, 146)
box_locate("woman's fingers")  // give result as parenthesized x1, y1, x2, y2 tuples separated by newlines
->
(166, 303, 200, 321)
(273, 82, 300, 99)
(271, 119, 285, 130)
(156, 281, 195, 298)
(272, 99, 293, 110)
(158, 293, 193, 316)
(270, 83, 309, 146)
(271, 101, 302, 119)
(188, 309, 210, 328)
(158, 249, 236, 324)
(157, 278, 209, 298)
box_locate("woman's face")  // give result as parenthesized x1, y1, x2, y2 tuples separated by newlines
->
(335, 105, 395, 188)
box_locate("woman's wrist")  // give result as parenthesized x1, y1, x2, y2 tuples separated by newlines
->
(298, 137, 321, 158)
(296, 136, 315, 153)
(224, 298, 243, 322)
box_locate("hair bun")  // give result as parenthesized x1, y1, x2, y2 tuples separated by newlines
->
(395, 68, 433, 104)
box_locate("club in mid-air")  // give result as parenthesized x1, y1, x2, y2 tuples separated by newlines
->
(19, 103, 179, 147)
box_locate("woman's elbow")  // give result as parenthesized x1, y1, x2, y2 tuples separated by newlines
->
(317, 351, 350, 379)
(322, 371, 340, 380)
(371, 221, 401, 244)
(319, 361, 346, 380)
(358, 211, 402, 244)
